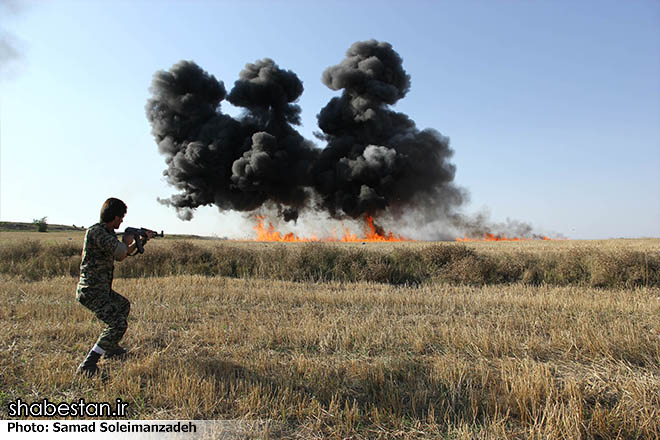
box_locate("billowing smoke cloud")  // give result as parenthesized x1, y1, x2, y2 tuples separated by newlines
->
(312, 41, 466, 220)
(148, 40, 553, 239)
(147, 40, 466, 229)
(146, 58, 318, 221)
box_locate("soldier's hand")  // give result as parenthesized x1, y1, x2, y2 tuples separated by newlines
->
(144, 229, 155, 241)
(123, 233, 135, 246)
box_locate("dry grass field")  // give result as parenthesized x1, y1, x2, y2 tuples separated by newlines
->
(1, 230, 659, 438)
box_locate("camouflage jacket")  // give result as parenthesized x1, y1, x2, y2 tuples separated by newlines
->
(77, 223, 125, 292)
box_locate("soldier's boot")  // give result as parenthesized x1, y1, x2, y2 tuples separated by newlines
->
(77, 351, 101, 377)
(103, 346, 127, 359)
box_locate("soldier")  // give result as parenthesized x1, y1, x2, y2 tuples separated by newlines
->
(76, 197, 153, 377)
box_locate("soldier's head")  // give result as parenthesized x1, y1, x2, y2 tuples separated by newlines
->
(100, 197, 127, 229)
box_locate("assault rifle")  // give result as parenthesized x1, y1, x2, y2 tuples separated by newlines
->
(116, 227, 164, 256)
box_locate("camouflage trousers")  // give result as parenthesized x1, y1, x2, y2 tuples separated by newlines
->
(77, 287, 131, 351)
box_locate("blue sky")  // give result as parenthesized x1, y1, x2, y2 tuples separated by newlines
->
(2, 0, 659, 239)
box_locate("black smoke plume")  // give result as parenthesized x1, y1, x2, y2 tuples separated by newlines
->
(146, 58, 318, 221)
(147, 40, 466, 229)
(312, 40, 466, 220)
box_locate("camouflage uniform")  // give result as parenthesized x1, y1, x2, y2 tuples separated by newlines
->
(77, 223, 130, 351)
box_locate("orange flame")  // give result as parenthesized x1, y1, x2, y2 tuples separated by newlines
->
(456, 233, 552, 242)
(253, 216, 319, 242)
(253, 214, 410, 242)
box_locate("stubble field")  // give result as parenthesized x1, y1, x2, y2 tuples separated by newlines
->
(1, 231, 659, 439)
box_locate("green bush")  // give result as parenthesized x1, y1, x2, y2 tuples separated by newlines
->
(32, 217, 48, 233)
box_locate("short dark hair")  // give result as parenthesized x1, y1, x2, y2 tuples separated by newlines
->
(100, 198, 127, 223)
